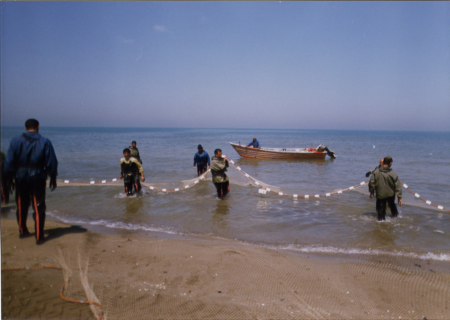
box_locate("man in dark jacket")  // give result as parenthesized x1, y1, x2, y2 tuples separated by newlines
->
(193, 144, 210, 176)
(369, 156, 402, 221)
(247, 138, 260, 149)
(4, 119, 58, 244)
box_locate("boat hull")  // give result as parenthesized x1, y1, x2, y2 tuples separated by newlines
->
(229, 143, 327, 160)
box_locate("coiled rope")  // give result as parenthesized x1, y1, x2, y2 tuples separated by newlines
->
(1, 265, 104, 320)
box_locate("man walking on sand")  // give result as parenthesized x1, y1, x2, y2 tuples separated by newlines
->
(4, 119, 58, 244)
(369, 156, 402, 221)
(211, 149, 229, 199)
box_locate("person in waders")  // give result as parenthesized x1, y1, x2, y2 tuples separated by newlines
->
(129, 141, 142, 164)
(369, 156, 402, 221)
(4, 119, 58, 245)
(210, 149, 229, 199)
(193, 144, 210, 176)
(119, 148, 145, 196)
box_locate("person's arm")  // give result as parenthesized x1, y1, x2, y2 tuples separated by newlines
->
(394, 175, 402, 206)
(207, 153, 211, 169)
(119, 159, 124, 179)
(45, 140, 58, 191)
(247, 141, 253, 147)
(193, 153, 197, 169)
(368, 173, 376, 199)
(132, 158, 145, 182)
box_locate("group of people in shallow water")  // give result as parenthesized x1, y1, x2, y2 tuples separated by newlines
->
(1, 119, 403, 245)
(120, 142, 232, 199)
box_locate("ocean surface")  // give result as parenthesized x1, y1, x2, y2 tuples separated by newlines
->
(2, 127, 450, 260)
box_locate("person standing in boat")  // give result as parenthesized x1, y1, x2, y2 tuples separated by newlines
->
(247, 138, 260, 149)
(369, 156, 402, 221)
(193, 144, 210, 176)
(129, 141, 142, 164)
(211, 149, 229, 200)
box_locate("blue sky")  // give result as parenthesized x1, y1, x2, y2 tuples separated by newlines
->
(1, 1, 449, 131)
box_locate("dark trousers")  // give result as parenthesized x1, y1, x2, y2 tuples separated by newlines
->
(376, 196, 398, 221)
(15, 179, 46, 240)
(1, 182, 9, 204)
(214, 181, 229, 199)
(124, 174, 141, 196)
(197, 164, 208, 176)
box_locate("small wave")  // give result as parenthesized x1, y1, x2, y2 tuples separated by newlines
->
(275, 244, 450, 261)
(47, 212, 179, 235)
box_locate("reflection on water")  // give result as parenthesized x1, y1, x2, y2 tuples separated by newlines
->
(125, 196, 144, 216)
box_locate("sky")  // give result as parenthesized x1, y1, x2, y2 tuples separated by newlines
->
(1, 1, 449, 131)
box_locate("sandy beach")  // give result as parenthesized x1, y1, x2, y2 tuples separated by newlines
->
(1, 216, 449, 319)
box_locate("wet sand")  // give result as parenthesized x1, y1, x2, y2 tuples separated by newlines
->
(1, 217, 449, 319)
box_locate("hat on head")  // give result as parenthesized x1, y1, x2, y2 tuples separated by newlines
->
(198, 144, 202, 149)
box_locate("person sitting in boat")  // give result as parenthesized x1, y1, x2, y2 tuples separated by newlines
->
(193, 144, 210, 176)
(247, 138, 260, 149)
(316, 144, 336, 159)
(119, 148, 145, 196)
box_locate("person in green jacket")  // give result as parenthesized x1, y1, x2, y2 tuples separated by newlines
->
(369, 157, 402, 221)
(129, 141, 142, 164)
(210, 149, 229, 200)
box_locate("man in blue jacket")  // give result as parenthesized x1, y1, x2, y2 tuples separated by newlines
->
(193, 144, 210, 176)
(247, 138, 260, 149)
(4, 119, 58, 244)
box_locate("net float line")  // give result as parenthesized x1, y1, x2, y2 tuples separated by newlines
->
(223, 156, 368, 199)
(225, 156, 450, 212)
(144, 170, 210, 192)
(400, 181, 449, 212)
(51, 158, 449, 212)
(54, 171, 210, 191)
(1, 265, 104, 320)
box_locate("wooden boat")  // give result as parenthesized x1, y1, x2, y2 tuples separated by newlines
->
(229, 142, 330, 160)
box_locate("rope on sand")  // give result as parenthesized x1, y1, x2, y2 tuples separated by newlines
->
(1, 265, 104, 320)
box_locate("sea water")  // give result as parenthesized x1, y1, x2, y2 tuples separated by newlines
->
(2, 127, 449, 260)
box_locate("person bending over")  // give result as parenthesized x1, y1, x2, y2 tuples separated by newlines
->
(193, 144, 210, 176)
(211, 149, 229, 199)
(369, 156, 402, 221)
(120, 148, 145, 196)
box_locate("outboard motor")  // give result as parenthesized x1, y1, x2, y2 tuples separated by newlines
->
(317, 144, 336, 159)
